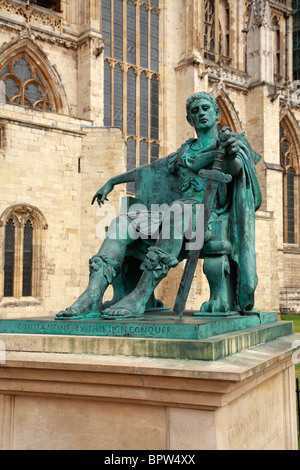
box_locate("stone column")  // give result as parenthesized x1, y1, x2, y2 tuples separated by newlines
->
(246, 84, 283, 313)
(245, 1, 283, 313)
(77, 0, 104, 125)
(246, 0, 274, 85)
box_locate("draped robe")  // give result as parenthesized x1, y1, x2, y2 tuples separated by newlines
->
(132, 133, 262, 312)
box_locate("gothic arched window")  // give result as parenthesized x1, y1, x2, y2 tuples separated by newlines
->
(1, 205, 47, 300)
(4, 218, 15, 297)
(0, 55, 55, 112)
(3, 214, 33, 298)
(203, 0, 229, 63)
(22, 219, 33, 297)
(216, 93, 241, 133)
(31, 1, 61, 11)
(126, 137, 136, 194)
(204, 0, 216, 60)
(272, 15, 282, 79)
(102, 0, 160, 193)
(280, 124, 298, 244)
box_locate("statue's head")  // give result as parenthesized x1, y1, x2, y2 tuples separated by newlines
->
(186, 92, 220, 131)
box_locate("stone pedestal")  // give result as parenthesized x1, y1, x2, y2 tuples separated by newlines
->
(0, 313, 299, 450)
(0, 311, 293, 360)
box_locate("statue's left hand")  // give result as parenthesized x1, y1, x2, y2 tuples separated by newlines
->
(91, 181, 114, 207)
(219, 130, 240, 160)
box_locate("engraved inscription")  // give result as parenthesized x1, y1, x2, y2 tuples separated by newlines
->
(16, 321, 174, 338)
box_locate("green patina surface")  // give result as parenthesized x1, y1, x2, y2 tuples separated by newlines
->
(0, 312, 278, 339)
(55, 92, 262, 322)
(0, 312, 294, 361)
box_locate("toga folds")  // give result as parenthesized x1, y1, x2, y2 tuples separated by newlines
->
(133, 133, 262, 312)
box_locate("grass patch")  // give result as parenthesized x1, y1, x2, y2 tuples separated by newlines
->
(281, 315, 300, 333)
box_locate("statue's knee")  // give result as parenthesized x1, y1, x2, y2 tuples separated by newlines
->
(167, 200, 194, 228)
(203, 255, 230, 275)
(106, 215, 128, 239)
(202, 214, 231, 254)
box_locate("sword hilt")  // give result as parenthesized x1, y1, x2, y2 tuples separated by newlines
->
(199, 168, 232, 184)
(198, 126, 232, 184)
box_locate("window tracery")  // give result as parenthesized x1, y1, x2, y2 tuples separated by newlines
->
(1, 205, 47, 300)
(280, 122, 298, 244)
(203, 0, 229, 63)
(0, 54, 55, 112)
(204, 0, 216, 60)
(3, 213, 34, 298)
(102, 0, 160, 192)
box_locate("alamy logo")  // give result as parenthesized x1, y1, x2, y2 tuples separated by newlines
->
(0, 340, 6, 365)
(96, 200, 205, 250)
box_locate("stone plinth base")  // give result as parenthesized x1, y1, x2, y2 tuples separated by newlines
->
(0, 312, 292, 360)
(0, 330, 299, 450)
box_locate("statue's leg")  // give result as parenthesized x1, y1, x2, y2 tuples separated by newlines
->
(55, 215, 133, 320)
(102, 201, 190, 318)
(200, 255, 236, 313)
(101, 246, 179, 318)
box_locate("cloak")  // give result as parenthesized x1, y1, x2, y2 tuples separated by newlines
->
(229, 134, 262, 311)
(134, 133, 262, 312)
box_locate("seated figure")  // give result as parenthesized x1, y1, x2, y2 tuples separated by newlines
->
(56, 92, 261, 320)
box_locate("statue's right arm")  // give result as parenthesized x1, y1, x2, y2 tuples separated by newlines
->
(92, 154, 174, 206)
(91, 167, 138, 206)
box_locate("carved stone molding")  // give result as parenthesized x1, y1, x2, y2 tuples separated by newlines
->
(0, 16, 77, 50)
(279, 85, 300, 111)
(105, 57, 159, 80)
(270, 0, 293, 11)
(204, 62, 251, 90)
(175, 54, 250, 92)
(0, 0, 63, 31)
(249, 50, 272, 58)
(30, 29, 77, 50)
(78, 30, 105, 57)
(249, 50, 260, 58)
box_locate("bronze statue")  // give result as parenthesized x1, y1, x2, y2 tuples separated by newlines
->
(56, 92, 261, 321)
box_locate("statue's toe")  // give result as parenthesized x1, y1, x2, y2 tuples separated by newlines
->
(101, 306, 143, 319)
(55, 307, 102, 320)
(55, 307, 79, 320)
(200, 300, 229, 313)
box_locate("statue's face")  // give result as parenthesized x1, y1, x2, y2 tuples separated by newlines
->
(188, 98, 219, 132)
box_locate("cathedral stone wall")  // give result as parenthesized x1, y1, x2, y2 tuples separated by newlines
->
(0, 103, 127, 318)
(0, 0, 299, 317)
(0, 103, 86, 317)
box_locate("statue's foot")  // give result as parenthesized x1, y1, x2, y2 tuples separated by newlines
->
(55, 291, 103, 321)
(55, 307, 102, 321)
(199, 299, 229, 314)
(101, 298, 145, 319)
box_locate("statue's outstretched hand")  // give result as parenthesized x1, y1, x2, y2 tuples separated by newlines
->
(219, 128, 240, 160)
(91, 181, 114, 207)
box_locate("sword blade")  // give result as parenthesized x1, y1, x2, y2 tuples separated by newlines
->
(173, 180, 219, 318)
